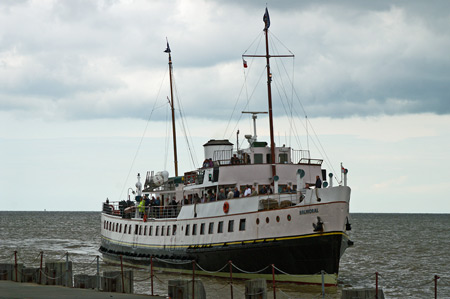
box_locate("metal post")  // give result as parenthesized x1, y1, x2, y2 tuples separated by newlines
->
(192, 260, 196, 299)
(96, 255, 100, 291)
(150, 256, 154, 296)
(65, 252, 69, 287)
(375, 272, 379, 299)
(120, 255, 125, 293)
(321, 270, 325, 298)
(14, 251, 18, 282)
(229, 260, 233, 299)
(271, 264, 276, 299)
(39, 251, 43, 284)
(434, 275, 440, 299)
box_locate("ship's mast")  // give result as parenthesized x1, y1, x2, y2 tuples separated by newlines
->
(242, 8, 294, 179)
(263, 11, 276, 177)
(165, 40, 179, 177)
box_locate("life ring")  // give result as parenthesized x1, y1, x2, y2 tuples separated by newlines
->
(223, 201, 230, 214)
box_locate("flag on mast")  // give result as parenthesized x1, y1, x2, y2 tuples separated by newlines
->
(263, 7, 270, 30)
(164, 40, 171, 53)
(243, 59, 248, 68)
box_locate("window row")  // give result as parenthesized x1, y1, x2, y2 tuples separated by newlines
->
(103, 218, 248, 237)
(184, 218, 246, 236)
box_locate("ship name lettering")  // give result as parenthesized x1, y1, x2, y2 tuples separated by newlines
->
(299, 208, 319, 215)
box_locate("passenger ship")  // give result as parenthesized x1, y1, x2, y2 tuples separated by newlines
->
(100, 9, 352, 285)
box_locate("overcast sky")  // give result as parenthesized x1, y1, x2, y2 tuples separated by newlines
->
(1, 0, 449, 213)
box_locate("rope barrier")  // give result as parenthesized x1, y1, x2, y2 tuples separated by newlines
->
(16, 252, 41, 265)
(1, 250, 448, 298)
(195, 262, 228, 274)
(134, 274, 152, 282)
(153, 257, 192, 265)
(72, 256, 98, 271)
(38, 269, 66, 280)
(153, 273, 169, 287)
(232, 285, 246, 296)
(231, 262, 270, 274)
(202, 281, 230, 293)
(277, 288, 295, 299)
(102, 272, 122, 279)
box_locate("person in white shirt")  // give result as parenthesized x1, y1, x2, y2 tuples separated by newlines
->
(244, 185, 252, 197)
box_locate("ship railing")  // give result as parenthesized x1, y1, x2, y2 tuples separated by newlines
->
(101, 201, 181, 219)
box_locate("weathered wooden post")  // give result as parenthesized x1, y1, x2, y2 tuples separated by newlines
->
(120, 255, 125, 293)
(102, 270, 133, 293)
(245, 278, 267, 299)
(168, 279, 206, 299)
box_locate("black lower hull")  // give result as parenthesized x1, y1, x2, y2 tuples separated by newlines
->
(100, 232, 350, 284)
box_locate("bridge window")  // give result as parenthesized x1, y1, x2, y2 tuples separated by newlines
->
(279, 153, 288, 164)
(254, 154, 263, 164)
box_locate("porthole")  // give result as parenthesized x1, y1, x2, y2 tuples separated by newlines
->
(276, 216, 280, 222)
(266, 217, 270, 223)
(256, 218, 260, 225)
(287, 214, 292, 221)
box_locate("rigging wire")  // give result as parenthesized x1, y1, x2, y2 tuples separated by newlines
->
(117, 68, 168, 202)
(172, 75, 199, 169)
(223, 31, 264, 140)
(268, 37, 302, 149)
(163, 100, 170, 170)
(269, 32, 340, 182)
(226, 66, 267, 141)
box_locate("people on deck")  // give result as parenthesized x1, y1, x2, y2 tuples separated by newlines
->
(203, 159, 210, 168)
(230, 154, 240, 165)
(259, 185, 268, 194)
(251, 187, 258, 196)
(244, 185, 252, 197)
(227, 188, 234, 199)
(233, 187, 240, 198)
(218, 188, 227, 200)
(315, 176, 322, 188)
(138, 197, 146, 217)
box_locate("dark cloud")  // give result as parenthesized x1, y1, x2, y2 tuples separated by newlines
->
(0, 0, 449, 121)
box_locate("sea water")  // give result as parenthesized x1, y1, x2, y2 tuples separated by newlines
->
(0, 212, 449, 298)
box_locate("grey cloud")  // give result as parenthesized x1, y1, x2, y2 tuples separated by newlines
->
(0, 0, 449, 121)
